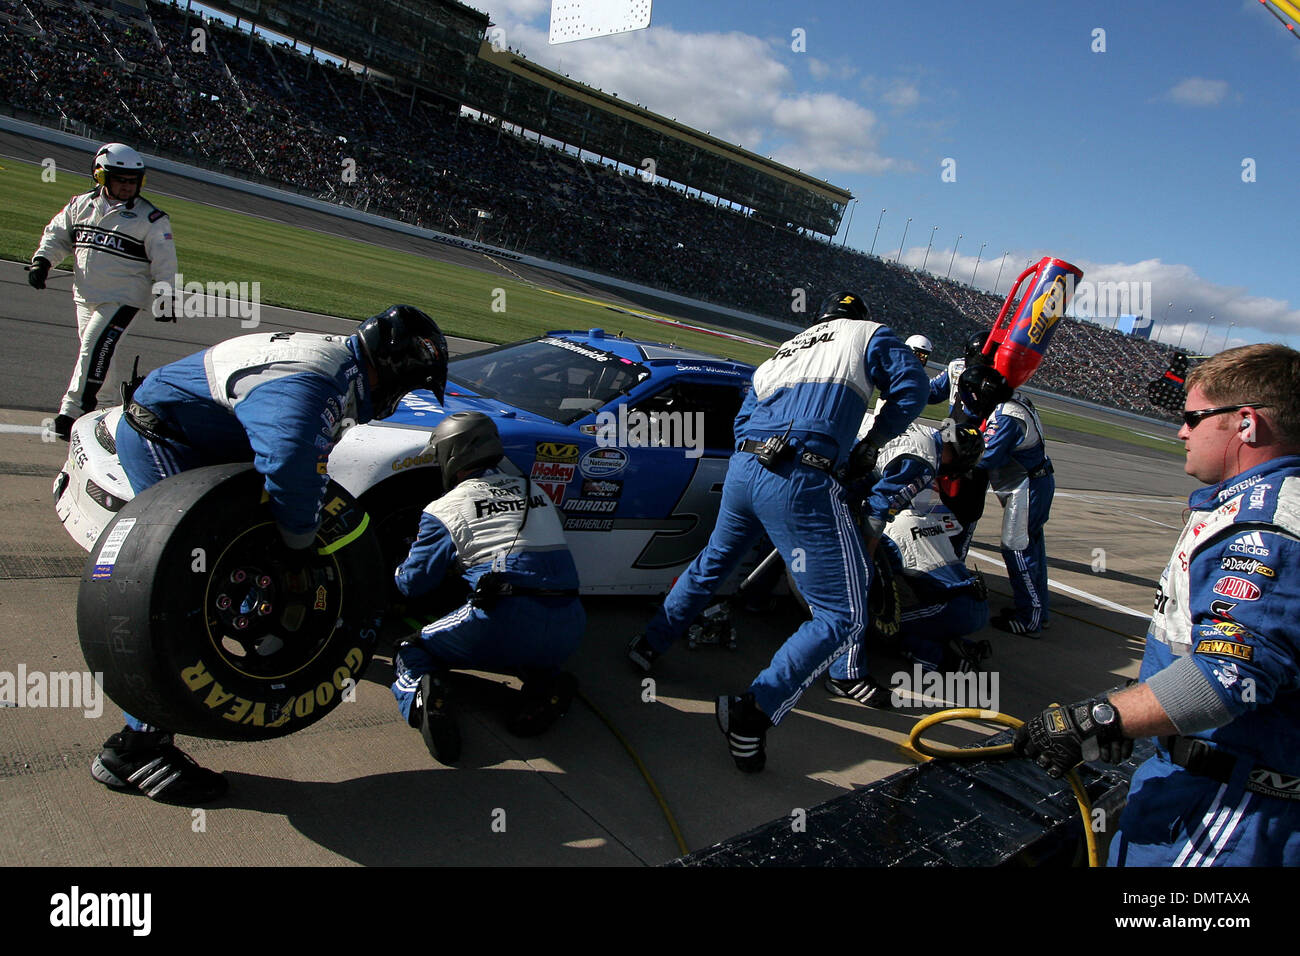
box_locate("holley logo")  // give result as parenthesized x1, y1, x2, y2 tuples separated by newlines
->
(1213, 577, 1261, 601)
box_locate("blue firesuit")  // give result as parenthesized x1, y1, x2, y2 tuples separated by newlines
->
(113, 331, 374, 731)
(390, 469, 584, 719)
(642, 319, 929, 724)
(1111, 457, 1300, 866)
(927, 357, 973, 424)
(979, 391, 1054, 631)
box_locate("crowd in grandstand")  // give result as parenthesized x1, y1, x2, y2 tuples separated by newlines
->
(0, 0, 1182, 419)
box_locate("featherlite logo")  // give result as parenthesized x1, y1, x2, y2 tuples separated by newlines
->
(49, 886, 151, 936)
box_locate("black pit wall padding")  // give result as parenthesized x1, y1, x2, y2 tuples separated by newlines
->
(671, 734, 1153, 867)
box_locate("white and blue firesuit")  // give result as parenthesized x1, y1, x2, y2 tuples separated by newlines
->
(830, 424, 987, 677)
(390, 469, 584, 719)
(642, 318, 929, 723)
(980, 390, 1054, 631)
(114, 331, 373, 731)
(927, 357, 971, 424)
(1111, 457, 1300, 866)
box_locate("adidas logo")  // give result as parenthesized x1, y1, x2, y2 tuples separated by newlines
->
(1228, 531, 1270, 556)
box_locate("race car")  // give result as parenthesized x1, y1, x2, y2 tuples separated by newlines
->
(56, 328, 759, 595)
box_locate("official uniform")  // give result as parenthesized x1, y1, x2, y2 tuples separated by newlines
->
(1111, 458, 1300, 866)
(34, 187, 177, 418)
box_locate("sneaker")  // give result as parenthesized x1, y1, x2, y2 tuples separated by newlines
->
(943, 638, 993, 673)
(825, 675, 894, 709)
(508, 672, 578, 737)
(626, 633, 661, 674)
(91, 730, 227, 804)
(52, 414, 75, 442)
(409, 672, 461, 764)
(715, 693, 771, 773)
(990, 609, 1041, 638)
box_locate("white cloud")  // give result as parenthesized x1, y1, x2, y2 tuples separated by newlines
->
(484, 18, 900, 175)
(1167, 77, 1229, 107)
(808, 57, 831, 81)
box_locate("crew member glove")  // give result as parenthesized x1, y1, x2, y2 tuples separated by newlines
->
(846, 438, 880, 483)
(27, 257, 50, 290)
(1013, 696, 1132, 778)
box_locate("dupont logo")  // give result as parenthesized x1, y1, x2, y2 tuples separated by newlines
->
(1213, 577, 1261, 601)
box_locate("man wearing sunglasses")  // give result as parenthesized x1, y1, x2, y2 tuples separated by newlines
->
(1015, 343, 1300, 866)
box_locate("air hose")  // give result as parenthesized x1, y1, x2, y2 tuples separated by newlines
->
(901, 707, 1101, 867)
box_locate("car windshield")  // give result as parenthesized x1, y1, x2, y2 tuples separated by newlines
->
(448, 338, 651, 424)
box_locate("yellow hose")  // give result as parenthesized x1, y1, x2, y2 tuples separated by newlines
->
(902, 707, 1101, 867)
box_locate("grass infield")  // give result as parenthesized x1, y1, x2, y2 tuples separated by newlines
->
(1, 156, 1181, 457)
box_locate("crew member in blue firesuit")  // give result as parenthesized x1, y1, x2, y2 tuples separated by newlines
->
(627, 290, 931, 772)
(958, 363, 1054, 636)
(931, 333, 997, 560)
(91, 305, 448, 803)
(828, 420, 990, 689)
(390, 412, 585, 764)
(1016, 344, 1300, 866)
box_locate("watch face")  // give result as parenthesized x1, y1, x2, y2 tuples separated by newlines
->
(1092, 703, 1116, 726)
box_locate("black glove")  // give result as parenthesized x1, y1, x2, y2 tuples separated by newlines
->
(846, 438, 880, 483)
(1013, 697, 1132, 778)
(27, 257, 50, 290)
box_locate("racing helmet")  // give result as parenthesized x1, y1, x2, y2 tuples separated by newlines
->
(940, 422, 985, 475)
(905, 334, 933, 364)
(957, 364, 1012, 419)
(816, 290, 872, 324)
(964, 331, 996, 367)
(428, 411, 504, 488)
(355, 305, 448, 418)
(92, 143, 146, 197)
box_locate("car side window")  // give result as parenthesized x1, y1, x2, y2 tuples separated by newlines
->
(629, 382, 744, 452)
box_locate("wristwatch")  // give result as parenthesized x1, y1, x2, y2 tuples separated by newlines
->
(1090, 701, 1118, 729)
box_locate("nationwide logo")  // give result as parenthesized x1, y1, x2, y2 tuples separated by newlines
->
(1195, 639, 1254, 662)
(1228, 531, 1270, 556)
(1213, 577, 1261, 601)
(1220, 556, 1275, 577)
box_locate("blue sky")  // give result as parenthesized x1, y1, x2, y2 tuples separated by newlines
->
(475, 0, 1300, 351)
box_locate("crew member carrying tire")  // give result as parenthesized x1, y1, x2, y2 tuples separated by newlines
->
(90, 305, 448, 803)
(390, 412, 585, 765)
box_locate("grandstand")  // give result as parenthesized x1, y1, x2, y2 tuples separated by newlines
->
(0, 0, 1185, 420)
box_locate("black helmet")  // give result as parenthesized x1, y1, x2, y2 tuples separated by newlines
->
(355, 305, 448, 418)
(428, 412, 504, 488)
(965, 331, 995, 367)
(817, 290, 871, 323)
(957, 364, 1012, 419)
(940, 422, 985, 475)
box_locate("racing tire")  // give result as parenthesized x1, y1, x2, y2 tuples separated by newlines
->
(77, 463, 384, 741)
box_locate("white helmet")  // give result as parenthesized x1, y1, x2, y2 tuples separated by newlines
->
(92, 143, 146, 191)
(905, 334, 934, 362)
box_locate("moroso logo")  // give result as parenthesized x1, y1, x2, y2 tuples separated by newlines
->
(1213, 577, 1260, 600)
(1195, 639, 1254, 662)
(535, 442, 579, 464)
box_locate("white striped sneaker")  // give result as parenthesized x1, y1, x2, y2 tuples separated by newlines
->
(715, 694, 771, 773)
(825, 675, 893, 709)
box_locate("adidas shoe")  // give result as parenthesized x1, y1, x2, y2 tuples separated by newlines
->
(52, 414, 75, 442)
(508, 672, 578, 737)
(626, 633, 661, 674)
(715, 693, 771, 773)
(91, 730, 227, 804)
(990, 609, 1041, 638)
(825, 674, 894, 709)
(943, 637, 993, 674)
(410, 672, 461, 764)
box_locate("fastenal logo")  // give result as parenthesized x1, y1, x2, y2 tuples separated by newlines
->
(151, 272, 261, 327)
(594, 404, 705, 459)
(889, 665, 999, 710)
(0, 667, 103, 717)
(49, 886, 151, 936)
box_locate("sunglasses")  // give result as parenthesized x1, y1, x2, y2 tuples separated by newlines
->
(1181, 403, 1271, 429)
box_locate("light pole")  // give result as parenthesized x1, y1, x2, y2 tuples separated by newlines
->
(1199, 315, 1216, 354)
(994, 251, 1009, 294)
(922, 225, 939, 272)
(971, 241, 986, 286)
(947, 234, 963, 279)
(1156, 302, 1173, 345)
(896, 217, 912, 263)
(841, 198, 859, 248)
(1177, 309, 1194, 350)
(870, 208, 886, 256)
(1222, 321, 1235, 351)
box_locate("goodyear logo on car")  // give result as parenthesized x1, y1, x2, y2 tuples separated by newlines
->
(535, 442, 579, 464)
